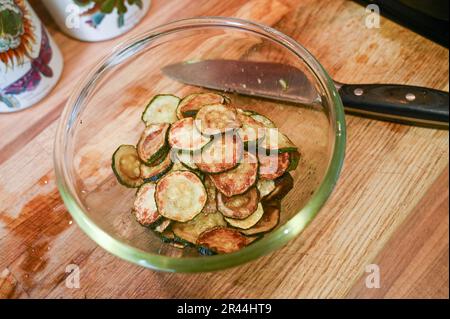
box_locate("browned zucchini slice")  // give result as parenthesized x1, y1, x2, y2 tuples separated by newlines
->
(137, 123, 170, 164)
(177, 93, 228, 119)
(259, 128, 297, 153)
(250, 113, 276, 128)
(195, 134, 243, 174)
(112, 145, 144, 188)
(217, 186, 259, 219)
(203, 175, 217, 214)
(141, 94, 180, 125)
(256, 179, 276, 198)
(225, 203, 264, 229)
(168, 117, 211, 151)
(155, 170, 207, 222)
(175, 149, 198, 170)
(133, 182, 160, 226)
(153, 218, 172, 233)
(172, 211, 226, 244)
(195, 104, 241, 135)
(241, 201, 280, 235)
(140, 151, 173, 182)
(258, 152, 290, 180)
(237, 113, 265, 144)
(264, 173, 294, 202)
(196, 227, 257, 254)
(209, 151, 258, 197)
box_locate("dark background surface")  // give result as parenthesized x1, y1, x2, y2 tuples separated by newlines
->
(355, 0, 449, 47)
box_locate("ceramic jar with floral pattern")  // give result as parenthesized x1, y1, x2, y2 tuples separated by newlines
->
(0, 0, 63, 113)
(42, 0, 151, 42)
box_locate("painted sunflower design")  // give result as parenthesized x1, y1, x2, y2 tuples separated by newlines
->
(0, 0, 35, 67)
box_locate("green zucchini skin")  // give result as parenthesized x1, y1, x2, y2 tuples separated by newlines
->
(287, 150, 301, 171)
(112, 145, 144, 188)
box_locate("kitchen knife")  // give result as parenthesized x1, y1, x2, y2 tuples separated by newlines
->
(162, 60, 449, 129)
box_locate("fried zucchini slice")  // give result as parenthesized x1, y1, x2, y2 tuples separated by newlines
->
(155, 171, 207, 222)
(209, 151, 258, 197)
(133, 182, 160, 226)
(159, 230, 176, 243)
(195, 104, 241, 135)
(236, 108, 256, 116)
(175, 149, 198, 170)
(153, 218, 172, 233)
(237, 113, 265, 144)
(196, 227, 257, 254)
(250, 113, 276, 128)
(141, 94, 180, 125)
(203, 175, 217, 214)
(241, 201, 280, 236)
(258, 152, 290, 180)
(112, 145, 143, 188)
(137, 123, 170, 164)
(264, 173, 294, 202)
(225, 203, 264, 229)
(256, 179, 276, 198)
(177, 92, 228, 119)
(195, 133, 243, 174)
(259, 128, 297, 153)
(217, 186, 260, 219)
(140, 151, 173, 182)
(172, 211, 226, 244)
(168, 117, 211, 151)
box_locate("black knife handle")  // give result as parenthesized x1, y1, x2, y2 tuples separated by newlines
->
(339, 84, 449, 128)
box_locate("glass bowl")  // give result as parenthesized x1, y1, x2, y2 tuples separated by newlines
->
(54, 17, 346, 272)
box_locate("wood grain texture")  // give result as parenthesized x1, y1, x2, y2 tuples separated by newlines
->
(0, 0, 448, 299)
(347, 168, 449, 298)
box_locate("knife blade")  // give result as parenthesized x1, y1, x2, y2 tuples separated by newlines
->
(162, 60, 318, 105)
(162, 59, 449, 128)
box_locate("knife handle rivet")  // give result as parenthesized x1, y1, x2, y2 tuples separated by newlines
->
(354, 88, 364, 96)
(406, 93, 416, 101)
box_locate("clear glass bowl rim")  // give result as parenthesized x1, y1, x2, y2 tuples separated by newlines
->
(54, 17, 347, 273)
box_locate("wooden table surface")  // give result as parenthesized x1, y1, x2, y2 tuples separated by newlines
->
(0, 0, 448, 299)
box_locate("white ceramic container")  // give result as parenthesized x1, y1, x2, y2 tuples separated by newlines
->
(42, 0, 151, 42)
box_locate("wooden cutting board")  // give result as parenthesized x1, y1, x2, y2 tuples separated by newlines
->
(0, 0, 448, 299)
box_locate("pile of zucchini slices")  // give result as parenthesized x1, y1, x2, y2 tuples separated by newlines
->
(112, 93, 300, 255)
